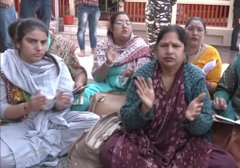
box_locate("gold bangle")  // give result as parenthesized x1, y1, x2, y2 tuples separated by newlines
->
(19, 103, 25, 116)
(23, 102, 30, 113)
(20, 103, 30, 117)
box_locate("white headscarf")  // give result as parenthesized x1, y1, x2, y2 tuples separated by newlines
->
(0, 49, 74, 98)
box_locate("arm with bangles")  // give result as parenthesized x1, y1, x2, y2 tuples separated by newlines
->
(0, 75, 63, 121)
(69, 64, 88, 88)
(1, 89, 71, 121)
(2, 102, 31, 120)
(0, 82, 49, 120)
(92, 46, 116, 82)
(0, 76, 30, 121)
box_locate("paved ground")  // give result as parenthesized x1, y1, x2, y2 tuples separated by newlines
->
(216, 46, 237, 63)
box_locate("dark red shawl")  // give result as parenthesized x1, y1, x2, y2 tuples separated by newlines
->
(111, 63, 212, 168)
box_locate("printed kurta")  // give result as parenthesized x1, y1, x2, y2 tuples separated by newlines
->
(71, 34, 152, 111)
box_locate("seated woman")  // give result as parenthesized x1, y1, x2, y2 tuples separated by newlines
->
(0, 18, 99, 167)
(48, 32, 87, 88)
(71, 11, 152, 111)
(99, 25, 237, 168)
(8, 19, 88, 90)
(213, 53, 240, 120)
(185, 17, 222, 96)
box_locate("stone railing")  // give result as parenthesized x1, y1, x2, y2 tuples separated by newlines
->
(123, 0, 235, 46)
(123, 0, 233, 28)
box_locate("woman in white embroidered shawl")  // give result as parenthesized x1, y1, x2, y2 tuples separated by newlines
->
(0, 18, 99, 168)
(71, 11, 152, 111)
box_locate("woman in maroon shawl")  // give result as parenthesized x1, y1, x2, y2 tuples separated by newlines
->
(99, 25, 236, 168)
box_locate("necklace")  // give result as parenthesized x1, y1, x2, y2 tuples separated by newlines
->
(160, 77, 167, 92)
(187, 45, 203, 62)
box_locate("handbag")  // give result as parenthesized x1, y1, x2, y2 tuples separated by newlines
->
(69, 112, 121, 168)
(211, 119, 240, 167)
(88, 91, 126, 116)
(0, 0, 13, 8)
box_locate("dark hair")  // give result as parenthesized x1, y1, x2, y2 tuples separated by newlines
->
(8, 19, 21, 41)
(12, 18, 60, 74)
(156, 24, 187, 48)
(107, 11, 130, 37)
(14, 18, 49, 44)
(185, 16, 206, 32)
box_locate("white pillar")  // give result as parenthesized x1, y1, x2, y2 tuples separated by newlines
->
(54, 0, 59, 32)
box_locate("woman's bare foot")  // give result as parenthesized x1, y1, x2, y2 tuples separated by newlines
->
(78, 50, 86, 57)
(91, 48, 96, 55)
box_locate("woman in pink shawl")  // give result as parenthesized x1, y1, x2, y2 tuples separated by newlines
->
(71, 11, 152, 111)
(99, 25, 236, 168)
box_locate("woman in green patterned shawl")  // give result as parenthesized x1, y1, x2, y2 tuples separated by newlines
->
(213, 53, 240, 120)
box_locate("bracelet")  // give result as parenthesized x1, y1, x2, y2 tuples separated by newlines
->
(23, 102, 30, 113)
(18, 103, 26, 118)
(104, 61, 114, 67)
(19, 103, 30, 117)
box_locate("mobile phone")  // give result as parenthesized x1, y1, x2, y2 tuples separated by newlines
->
(73, 85, 89, 94)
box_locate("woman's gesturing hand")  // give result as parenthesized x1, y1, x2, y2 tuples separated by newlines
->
(212, 97, 227, 110)
(135, 76, 155, 114)
(28, 91, 48, 112)
(105, 46, 117, 65)
(55, 92, 71, 111)
(185, 92, 206, 121)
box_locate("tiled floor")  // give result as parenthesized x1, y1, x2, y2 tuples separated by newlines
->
(216, 46, 237, 63)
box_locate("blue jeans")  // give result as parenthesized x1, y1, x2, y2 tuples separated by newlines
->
(77, 5, 100, 50)
(20, 0, 51, 28)
(0, 4, 16, 51)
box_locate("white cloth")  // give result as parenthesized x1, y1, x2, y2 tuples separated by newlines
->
(0, 49, 100, 167)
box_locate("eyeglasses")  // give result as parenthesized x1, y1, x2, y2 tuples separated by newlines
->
(114, 20, 131, 26)
(186, 26, 204, 32)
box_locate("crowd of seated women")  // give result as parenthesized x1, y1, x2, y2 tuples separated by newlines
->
(0, 11, 239, 167)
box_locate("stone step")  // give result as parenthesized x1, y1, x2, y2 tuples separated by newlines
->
(56, 19, 148, 42)
(57, 20, 108, 43)
(61, 25, 108, 37)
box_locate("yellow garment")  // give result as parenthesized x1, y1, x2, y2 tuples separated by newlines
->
(192, 45, 222, 92)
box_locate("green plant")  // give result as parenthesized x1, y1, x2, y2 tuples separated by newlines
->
(64, 7, 71, 15)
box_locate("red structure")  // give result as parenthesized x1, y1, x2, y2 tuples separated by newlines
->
(14, 0, 230, 27)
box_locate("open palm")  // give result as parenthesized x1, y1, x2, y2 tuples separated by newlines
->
(135, 76, 155, 113)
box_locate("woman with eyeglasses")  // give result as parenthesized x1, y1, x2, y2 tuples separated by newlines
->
(185, 17, 222, 96)
(70, 11, 152, 111)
